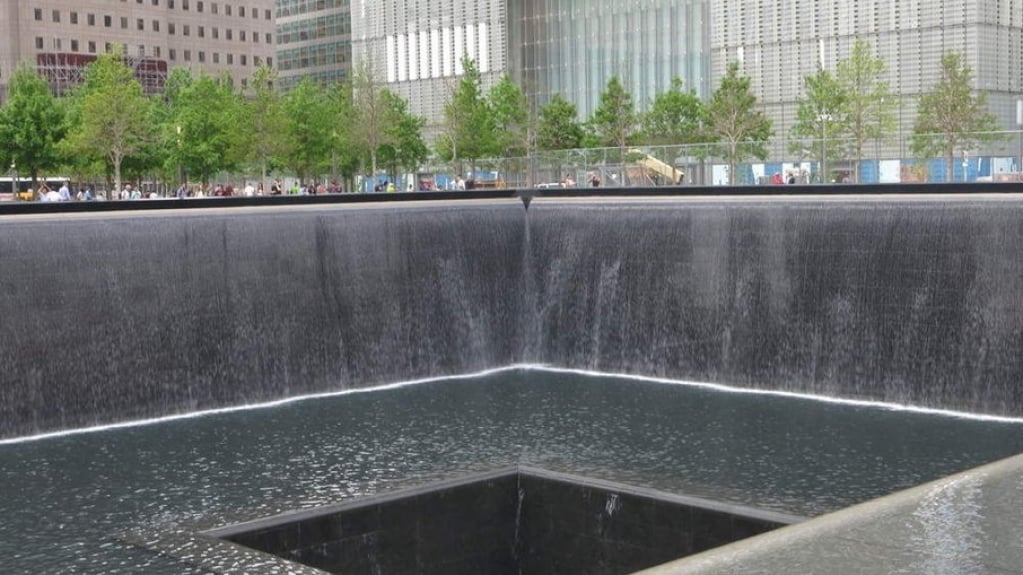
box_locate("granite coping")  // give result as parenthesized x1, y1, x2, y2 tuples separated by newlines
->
(634, 452, 1023, 575)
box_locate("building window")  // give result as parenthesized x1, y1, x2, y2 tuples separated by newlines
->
(197, 1, 204, 12)
(71, 39, 79, 52)
(88, 13, 95, 26)
(35, 37, 43, 50)
(169, 48, 176, 60)
(184, 49, 191, 61)
(212, 3, 218, 15)
(240, 30, 246, 41)
(264, 9, 270, 20)
(265, 33, 271, 44)
(53, 38, 62, 50)
(184, 25, 190, 36)
(154, 46, 161, 57)
(152, 20, 160, 32)
(137, 18, 144, 31)
(213, 52, 220, 63)
(52, 9, 60, 23)
(70, 12, 78, 25)
(138, 45, 145, 57)
(225, 4, 231, 16)
(266, 57, 271, 67)
(153, 0, 159, 5)
(227, 53, 233, 64)
(88, 41, 96, 53)
(169, 23, 175, 34)
(240, 54, 247, 66)
(226, 29, 232, 40)
(182, 0, 189, 10)
(34, 8, 42, 20)
(213, 27, 219, 39)
(199, 26, 205, 38)
(198, 51, 205, 62)
(104, 15, 111, 27)
(121, 16, 128, 29)
(169, 0, 174, 7)
(105, 42, 112, 53)
(239, 6, 245, 17)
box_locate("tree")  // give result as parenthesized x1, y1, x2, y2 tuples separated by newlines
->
(791, 68, 846, 183)
(282, 77, 333, 182)
(911, 52, 1002, 182)
(836, 39, 895, 183)
(536, 94, 584, 151)
(241, 66, 290, 187)
(64, 48, 153, 198)
(349, 62, 395, 178)
(168, 72, 243, 185)
(590, 75, 638, 150)
(377, 90, 429, 180)
(488, 75, 530, 158)
(440, 56, 499, 175)
(0, 64, 66, 192)
(641, 77, 706, 146)
(706, 61, 773, 185)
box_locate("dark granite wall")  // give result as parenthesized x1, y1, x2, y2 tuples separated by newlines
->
(523, 200, 1023, 413)
(214, 468, 796, 575)
(515, 472, 791, 575)
(2, 197, 1022, 437)
(222, 473, 520, 575)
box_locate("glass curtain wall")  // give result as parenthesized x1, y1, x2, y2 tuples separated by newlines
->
(509, 0, 710, 120)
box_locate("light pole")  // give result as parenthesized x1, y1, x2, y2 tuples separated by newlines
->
(818, 113, 832, 183)
(1016, 99, 1022, 177)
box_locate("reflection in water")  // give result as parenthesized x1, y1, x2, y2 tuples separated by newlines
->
(1, 369, 1022, 573)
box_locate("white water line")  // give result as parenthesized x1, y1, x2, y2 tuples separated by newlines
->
(2, 363, 1021, 446)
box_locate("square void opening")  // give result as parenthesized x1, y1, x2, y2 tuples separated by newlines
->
(206, 466, 802, 575)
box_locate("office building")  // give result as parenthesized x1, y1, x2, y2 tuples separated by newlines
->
(275, 0, 351, 90)
(0, 0, 275, 99)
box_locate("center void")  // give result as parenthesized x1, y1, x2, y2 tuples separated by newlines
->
(207, 467, 802, 575)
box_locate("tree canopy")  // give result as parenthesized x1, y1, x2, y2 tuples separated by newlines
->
(706, 62, 773, 185)
(0, 64, 67, 187)
(911, 52, 1002, 182)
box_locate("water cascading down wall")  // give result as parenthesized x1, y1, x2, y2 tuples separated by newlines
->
(1, 196, 1021, 439)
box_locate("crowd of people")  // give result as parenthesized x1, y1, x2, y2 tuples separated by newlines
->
(29, 178, 349, 201)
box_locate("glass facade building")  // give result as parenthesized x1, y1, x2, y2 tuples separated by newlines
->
(351, 0, 507, 130)
(275, 0, 352, 90)
(510, 0, 710, 120)
(712, 0, 1023, 163)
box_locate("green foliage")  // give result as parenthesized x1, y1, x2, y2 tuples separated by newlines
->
(706, 61, 773, 184)
(589, 75, 637, 149)
(0, 64, 67, 185)
(488, 75, 530, 157)
(167, 72, 243, 184)
(836, 39, 895, 182)
(63, 48, 153, 193)
(536, 94, 584, 151)
(239, 66, 290, 183)
(282, 77, 333, 181)
(640, 77, 706, 146)
(791, 68, 847, 182)
(350, 62, 396, 176)
(377, 89, 429, 177)
(911, 52, 1003, 181)
(441, 56, 499, 168)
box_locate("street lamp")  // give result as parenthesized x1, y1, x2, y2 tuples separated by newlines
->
(1016, 99, 1022, 177)
(818, 113, 832, 183)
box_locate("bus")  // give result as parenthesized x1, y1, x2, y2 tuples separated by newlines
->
(0, 177, 71, 201)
